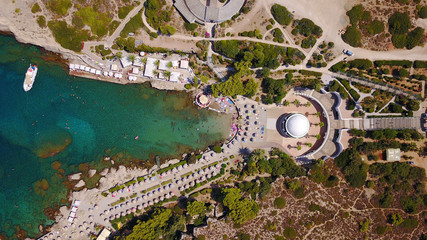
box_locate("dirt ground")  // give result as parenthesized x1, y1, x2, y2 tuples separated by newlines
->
(194, 163, 426, 239)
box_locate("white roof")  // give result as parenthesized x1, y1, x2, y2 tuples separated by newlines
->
(170, 72, 180, 82)
(172, 60, 179, 68)
(84, 66, 91, 72)
(74, 64, 80, 69)
(95, 70, 102, 75)
(386, 148, 401, 161)
(69, 64, 75, 70)
(110, 64, 118, 71)
(285, 113, 310, 138)
(79, 65, 86, 70)
(180, 60, 189, 69)
(133, 57, 144, 67)
(103, 71, 108, 76)
(132, 68, 139, 74)
(120, 57, 132, 68)
(144, 57, 157, 78)
(158, 71, 165, 79)
(69, 212, 76, 218)
(96, 228, 111, 240)
(158, 60, 169, 71)
(90, 68, 96, 74)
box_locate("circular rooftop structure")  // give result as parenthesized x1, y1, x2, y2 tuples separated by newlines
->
(284, 113, 310, 138)
(174, 0, 245, 23)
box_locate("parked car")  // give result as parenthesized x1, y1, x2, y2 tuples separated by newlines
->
(406, 161, 414, 165)
(343, 49, 353, 56)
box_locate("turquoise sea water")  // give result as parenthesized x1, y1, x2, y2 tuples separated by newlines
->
(0, 35, 230, 238)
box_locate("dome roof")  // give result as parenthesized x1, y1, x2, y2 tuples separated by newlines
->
(285, 114, 310, 138)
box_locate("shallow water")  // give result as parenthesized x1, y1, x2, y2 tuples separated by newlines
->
(0, 35, 230, 238)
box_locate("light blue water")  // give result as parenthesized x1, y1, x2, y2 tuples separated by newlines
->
(0, 35, 230, 238)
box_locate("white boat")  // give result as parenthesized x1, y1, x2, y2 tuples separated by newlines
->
(23, 64, 38, 92)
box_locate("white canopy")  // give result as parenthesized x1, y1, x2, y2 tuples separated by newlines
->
(180, 60, 189, 69)
(95, 70, 102, 75)
(90, 68, 96, 74)
(111, 64, 118, 71)
(69, 64, 75, 70)
(132, 68, 139, 74)
(170, 72, 180, 82)
(158, 60, 169, 70)
(79, 65, 86, 70)
(84, 66, 91, 72)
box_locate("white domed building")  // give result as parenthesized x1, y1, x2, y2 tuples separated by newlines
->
(281, 113, 310, 138)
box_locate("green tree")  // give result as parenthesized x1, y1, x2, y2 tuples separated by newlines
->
(389, 213, 404, 226)
(31, 3, 41, 13)
(124, 208, 173, 239)
(47, 0, 72, 16)
(283, 227, 297, 239)
(419, 6, 427, 18)
(359, 218, 370, 233)
(187, 201, 206, 217)
(388, 12, 411, 35)
(159, 25, 176, 35)
(346, 4, 363, 25)
(274, 197, 286, 209)
(164, 71, 171, 80)
(342, 26, 362, 47)
(271, 4, 293, 25)
(406, 27, 424, 49)
(221, 188, 259, 225)
(127, 54, 136, 63)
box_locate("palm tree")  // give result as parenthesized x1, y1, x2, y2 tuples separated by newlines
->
(305, 101, 311, 107)
(141, 57, 147, 64)
(115, 51, 122, 59)
(127, 54, 136, 63)
(293, 99, 300, 106)
(153, 70, 158, 76)
(319, 122, 325, 127)
(283, 100, 290, 106)
(164, 71, 171, 80)
(167, 61, 173, 68)
(154, 60, 160, 67)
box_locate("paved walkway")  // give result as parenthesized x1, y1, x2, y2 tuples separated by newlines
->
(338, 117, 421, 130)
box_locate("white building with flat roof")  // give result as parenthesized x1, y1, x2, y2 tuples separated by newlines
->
(120, 57, 132, 68)
(170, 72, 181, 82)
(144, 57, 157, 78)
(158, 60, 169, 71)
(133, 57, 144, 67)
(180, 60, 189, 69)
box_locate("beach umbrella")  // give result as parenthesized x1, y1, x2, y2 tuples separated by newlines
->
(94, 204, 98, 209)
(104, 218, 108, 222)
(183, 164, 188, 168)
(152, 190, 156, 195)
(143, 195, 147, 200)
(99, 213, 103, 217)
(147, 192, 151, 197)
(143, 203, 148, 208)
(169, 183, 173, 188)
(154, 199, 159, 203)
(79, 225, 83, 230)
(177, 165, 182, 171)
(164, 185, 169, 190)
(160, 196, 164, 201)
(147, 201, 151, 205)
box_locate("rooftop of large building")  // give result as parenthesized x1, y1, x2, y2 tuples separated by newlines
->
(174, 0, 245, 23)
